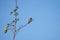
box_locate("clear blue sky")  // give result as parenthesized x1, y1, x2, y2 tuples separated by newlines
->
(0, 0, 60, 40)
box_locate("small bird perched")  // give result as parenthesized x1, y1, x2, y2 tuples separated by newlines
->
(4, 24, 10, 33)
(28, 18, 32, 24)
(4, 27, 7, 33)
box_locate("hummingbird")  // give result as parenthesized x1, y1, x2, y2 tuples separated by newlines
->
(28, 18, 32, 24)
(4, 24, 10, 33)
